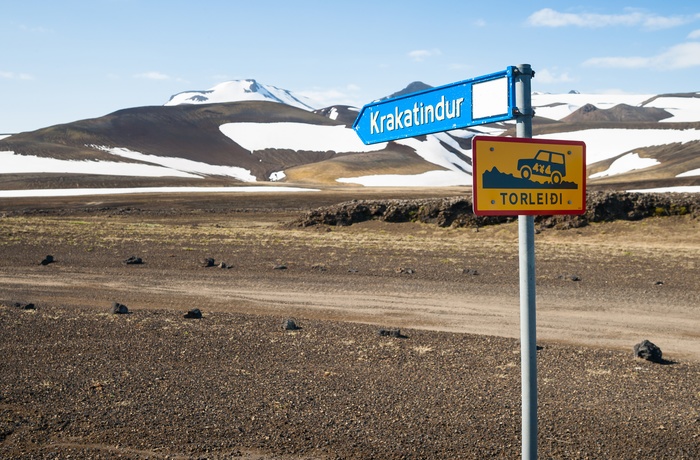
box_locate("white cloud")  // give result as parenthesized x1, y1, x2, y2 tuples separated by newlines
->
(18, 24, 52, 34)
(535, 68, 574, 84)
(689, 29, 700, 39)
(134, 71, 171, 80)
(449, 63, 471, 71)
(298, 84, 363, 107)
(583, 56, 650, 69)
(527, 8, 698, 30)
(134, 71, 188, 84)
(408, 49, 442, 62)
(0, 70, 34, 80)
(211, 74, 237, 82)
(658, 42, 700, 69)
(584, 42, 700, 70)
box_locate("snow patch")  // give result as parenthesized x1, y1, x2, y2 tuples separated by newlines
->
(397, 133, 472, 174)
(627, 186, 700, 193)
(643, 97, 700, 123)
(0, 146, 258, 182)
(677, 168, 700, 178)
(535, 129, 700, 164)
(589, 153, 660, 179)
(0, 151, 201, 178)
(0, 186, 320, 198)
(90, 145, 256, 182)
(219, 122, 386, 153)
(269, 171, 286, 181)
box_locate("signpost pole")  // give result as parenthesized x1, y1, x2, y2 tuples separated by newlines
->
(515, 64, 537, 460)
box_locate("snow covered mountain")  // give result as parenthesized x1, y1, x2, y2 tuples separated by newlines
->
(532, 91, 700, 123)
(0, 80, 699, 195)
(165, 79, 317, 111)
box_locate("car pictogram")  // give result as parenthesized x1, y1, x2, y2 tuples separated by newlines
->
(517, 150, 567, 184)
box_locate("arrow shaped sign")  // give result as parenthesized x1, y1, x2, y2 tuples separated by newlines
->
(353, 67, 517, 145)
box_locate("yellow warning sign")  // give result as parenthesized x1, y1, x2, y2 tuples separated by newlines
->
(472, 136, 586, 215)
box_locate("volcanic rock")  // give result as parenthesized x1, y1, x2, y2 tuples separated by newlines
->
(378, 328, 405, 338)
(200, 258, 215, 267)
(184, 308, 203, 319)
(12, 302, 35, 310)
(39, 255, 54, 266)
(634, 340, 663, 363)
(111, 302, 129, 314)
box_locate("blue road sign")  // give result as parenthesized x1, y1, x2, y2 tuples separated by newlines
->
(353, 67, 517, 144)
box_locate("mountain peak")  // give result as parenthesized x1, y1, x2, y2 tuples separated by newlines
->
(383, 81, 433, 100)
(165, 79, 317, 111)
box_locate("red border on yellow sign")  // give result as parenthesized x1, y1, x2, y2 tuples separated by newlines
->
(472, 136, 586, 216)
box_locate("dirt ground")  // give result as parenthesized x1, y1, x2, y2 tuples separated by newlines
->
(1, 188, 699, 458)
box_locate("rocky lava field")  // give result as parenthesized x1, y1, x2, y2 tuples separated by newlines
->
(1, 189, 699, 459)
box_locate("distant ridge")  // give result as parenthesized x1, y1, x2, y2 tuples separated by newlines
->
(562, 103, 673, 123)
(383, 81, 433, 100)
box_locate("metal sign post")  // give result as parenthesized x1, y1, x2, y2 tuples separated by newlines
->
(515, 64, 537, 460)
(471, 65, 586, 460)
(354, 65, 585, 460)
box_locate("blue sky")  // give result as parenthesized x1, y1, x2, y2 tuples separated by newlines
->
(2, 1, 700, 133)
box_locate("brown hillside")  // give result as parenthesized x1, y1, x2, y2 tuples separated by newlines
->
(0, 102, 387, 183)
(562, 103, 672, 123)
(285, 144, 442, 185)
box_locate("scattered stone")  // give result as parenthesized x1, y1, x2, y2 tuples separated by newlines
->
(311, 264, 327, 272)
(634, 339, 663, 363)
(283, 319, 300, 331)
(12, 302, 35, 310)
(654, 280, 664, 286)
(218, 262, 231, 269)
(200, 258, 215, 268)
(396, 267, 415, 275)
(111, 302, 129, 314)
(124, 256, 143, 265)
(378, 328, 405, 338)
(184, 308, 203, 319)
(274, 264, 288, 270)
(462, 268, 479, 276)
(558, 274, 581, 281)
(347, 268, 359, 273)
(39, 255, 54, 266)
